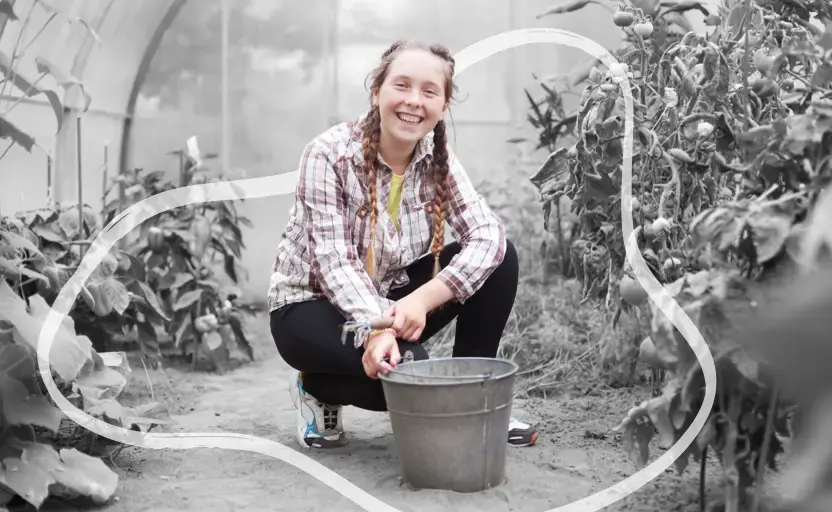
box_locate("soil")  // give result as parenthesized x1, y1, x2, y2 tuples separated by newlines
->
(69, 311, 785, 512)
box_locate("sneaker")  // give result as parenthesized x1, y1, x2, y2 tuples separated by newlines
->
(508, 417, 539, 447)
(288, 370, 347, 449)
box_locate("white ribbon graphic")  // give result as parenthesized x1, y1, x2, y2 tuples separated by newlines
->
(38, 28, 715, 512)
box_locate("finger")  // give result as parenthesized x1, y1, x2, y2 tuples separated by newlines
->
(363, 350, 378, 380)
(389, 342, 401, 368)
(410, 326, 424, 342)
(392, 311, 406, 332)
(361, 353, 373, 379)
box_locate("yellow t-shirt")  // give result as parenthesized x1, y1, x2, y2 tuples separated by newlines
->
(387, 173, 404, 230)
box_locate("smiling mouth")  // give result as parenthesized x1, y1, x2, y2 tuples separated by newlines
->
(396, 112, 423, 125)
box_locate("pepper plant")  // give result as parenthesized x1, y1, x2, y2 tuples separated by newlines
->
(101, 145, 256, 372)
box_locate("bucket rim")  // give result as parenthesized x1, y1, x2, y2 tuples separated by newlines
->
(378, 356, 518, 386)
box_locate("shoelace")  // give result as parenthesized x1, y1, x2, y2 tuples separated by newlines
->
(322, 405, 340, 431)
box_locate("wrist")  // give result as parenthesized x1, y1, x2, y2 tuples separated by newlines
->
(364, 328, 395, 348)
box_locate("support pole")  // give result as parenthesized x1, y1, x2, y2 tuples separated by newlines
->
(220, 0, 230, 173)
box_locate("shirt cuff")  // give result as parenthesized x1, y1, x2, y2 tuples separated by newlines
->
(436, 266, 475, 304)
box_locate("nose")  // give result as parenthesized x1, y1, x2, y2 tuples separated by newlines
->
(405, 90, 422, 106)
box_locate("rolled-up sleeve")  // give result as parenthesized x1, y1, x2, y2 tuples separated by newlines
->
(297, 140, 384, 329)
(435, 148, 506, 303)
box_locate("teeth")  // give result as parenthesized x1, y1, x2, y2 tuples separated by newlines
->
(397, 113, 421, 124)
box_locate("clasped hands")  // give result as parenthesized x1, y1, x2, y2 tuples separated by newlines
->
(361, 294, 427, 380)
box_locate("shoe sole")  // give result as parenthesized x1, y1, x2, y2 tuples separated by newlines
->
(509, 429, 539, 447)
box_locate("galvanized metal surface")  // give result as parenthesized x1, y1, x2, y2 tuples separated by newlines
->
(379, 357, 518, 493)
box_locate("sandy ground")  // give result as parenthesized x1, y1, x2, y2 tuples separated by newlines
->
(67, 312, 782, 512)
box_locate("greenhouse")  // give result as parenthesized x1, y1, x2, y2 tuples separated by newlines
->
(1, 0, 831, 510)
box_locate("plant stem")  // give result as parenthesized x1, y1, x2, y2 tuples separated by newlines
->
(724, 394, 741, 512)
(700, 446, 708, 512)
(752, 385, 780, 512)
(740, 0, 753, 131)
(0, 0, 35, 100)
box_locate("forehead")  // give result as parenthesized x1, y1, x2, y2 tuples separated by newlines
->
(386, 49, 449, 87)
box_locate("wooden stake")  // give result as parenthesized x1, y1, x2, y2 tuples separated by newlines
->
(46, 154, 52, 209)
(76, 116, 85, 256)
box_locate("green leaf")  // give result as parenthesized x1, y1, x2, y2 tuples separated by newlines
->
(97, 278, 130, 315)
(645, 395, 676, 449)
(0, 230, 44, 260)
(0, 453, 54, 508)
(0, 283, 92, 383)
(0, 0, 19, 21)
(33, 56, 90, 112)
(0, 424, 35, 460)
(0, 1, 18, 20)
(30, 224, 67, 245)
(0, 372, 64, 432)
(75, 363, 127, 402)
(170, 272, 194, 291)
(584, 172, 616, 202)
(536, 0, 590, 18)
(818, 20, 832, 51)
(0, 256, 48, 285)
(227, 313, 254, 360)
(0, 343, 40, 395)
(659, 0, 709, 17)
(84, 396, 171, 432)
(22, 444, 119, 504)
(173, 288, 203, 312)
(811, 61, 832, 88)
(622, 420, 654, 468)
(0, 115, 35, 153)
(0, 51, 63, 133)
(746, 205, 794, 264)
(135, 281, 170, 321)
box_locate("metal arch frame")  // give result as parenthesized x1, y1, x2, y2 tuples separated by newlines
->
(118, 0, 188, 176)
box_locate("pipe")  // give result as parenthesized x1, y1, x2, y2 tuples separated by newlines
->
(118, 0, 188, 176)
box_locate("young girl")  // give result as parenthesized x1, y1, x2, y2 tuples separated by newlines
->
(268, 40, 538, 450)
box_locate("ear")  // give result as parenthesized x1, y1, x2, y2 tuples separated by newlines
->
(372, 90, 379, 108)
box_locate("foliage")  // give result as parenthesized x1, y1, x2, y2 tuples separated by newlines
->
(0, 238, 171, 508)
(527, 0, 832, 509)
(0, 0, 94, 158)
(98, 143, 256, 372)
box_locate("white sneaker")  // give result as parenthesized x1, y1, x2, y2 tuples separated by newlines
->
(288, 370, 347, 449)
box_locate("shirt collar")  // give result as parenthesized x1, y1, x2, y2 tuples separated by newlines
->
(348, 109, 435, 169)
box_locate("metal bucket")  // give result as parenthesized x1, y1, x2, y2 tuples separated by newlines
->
(378, 357, 518, 493)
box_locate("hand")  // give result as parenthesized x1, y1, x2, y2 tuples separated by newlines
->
(362, 332, 401, 379)
(385, 295, 428, 342)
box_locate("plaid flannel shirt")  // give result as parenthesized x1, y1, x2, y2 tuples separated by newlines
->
(267, 112, 507, 348)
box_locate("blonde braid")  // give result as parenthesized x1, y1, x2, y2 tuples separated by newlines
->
(430, 120, 450, 277)
(361, 106, 382, 277)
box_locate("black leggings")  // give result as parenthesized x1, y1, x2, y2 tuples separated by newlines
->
(269, 239, 519, 412)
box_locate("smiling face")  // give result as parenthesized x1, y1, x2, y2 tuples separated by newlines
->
(372, 48, 451, 152)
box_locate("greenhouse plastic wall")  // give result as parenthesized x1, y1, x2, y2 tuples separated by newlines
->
(0, 0, 182, 215)
(3, 0, 716, 301)
(127, 0, 640, 301)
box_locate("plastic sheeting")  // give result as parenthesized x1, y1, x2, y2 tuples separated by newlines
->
(0, 0, 183, 214)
